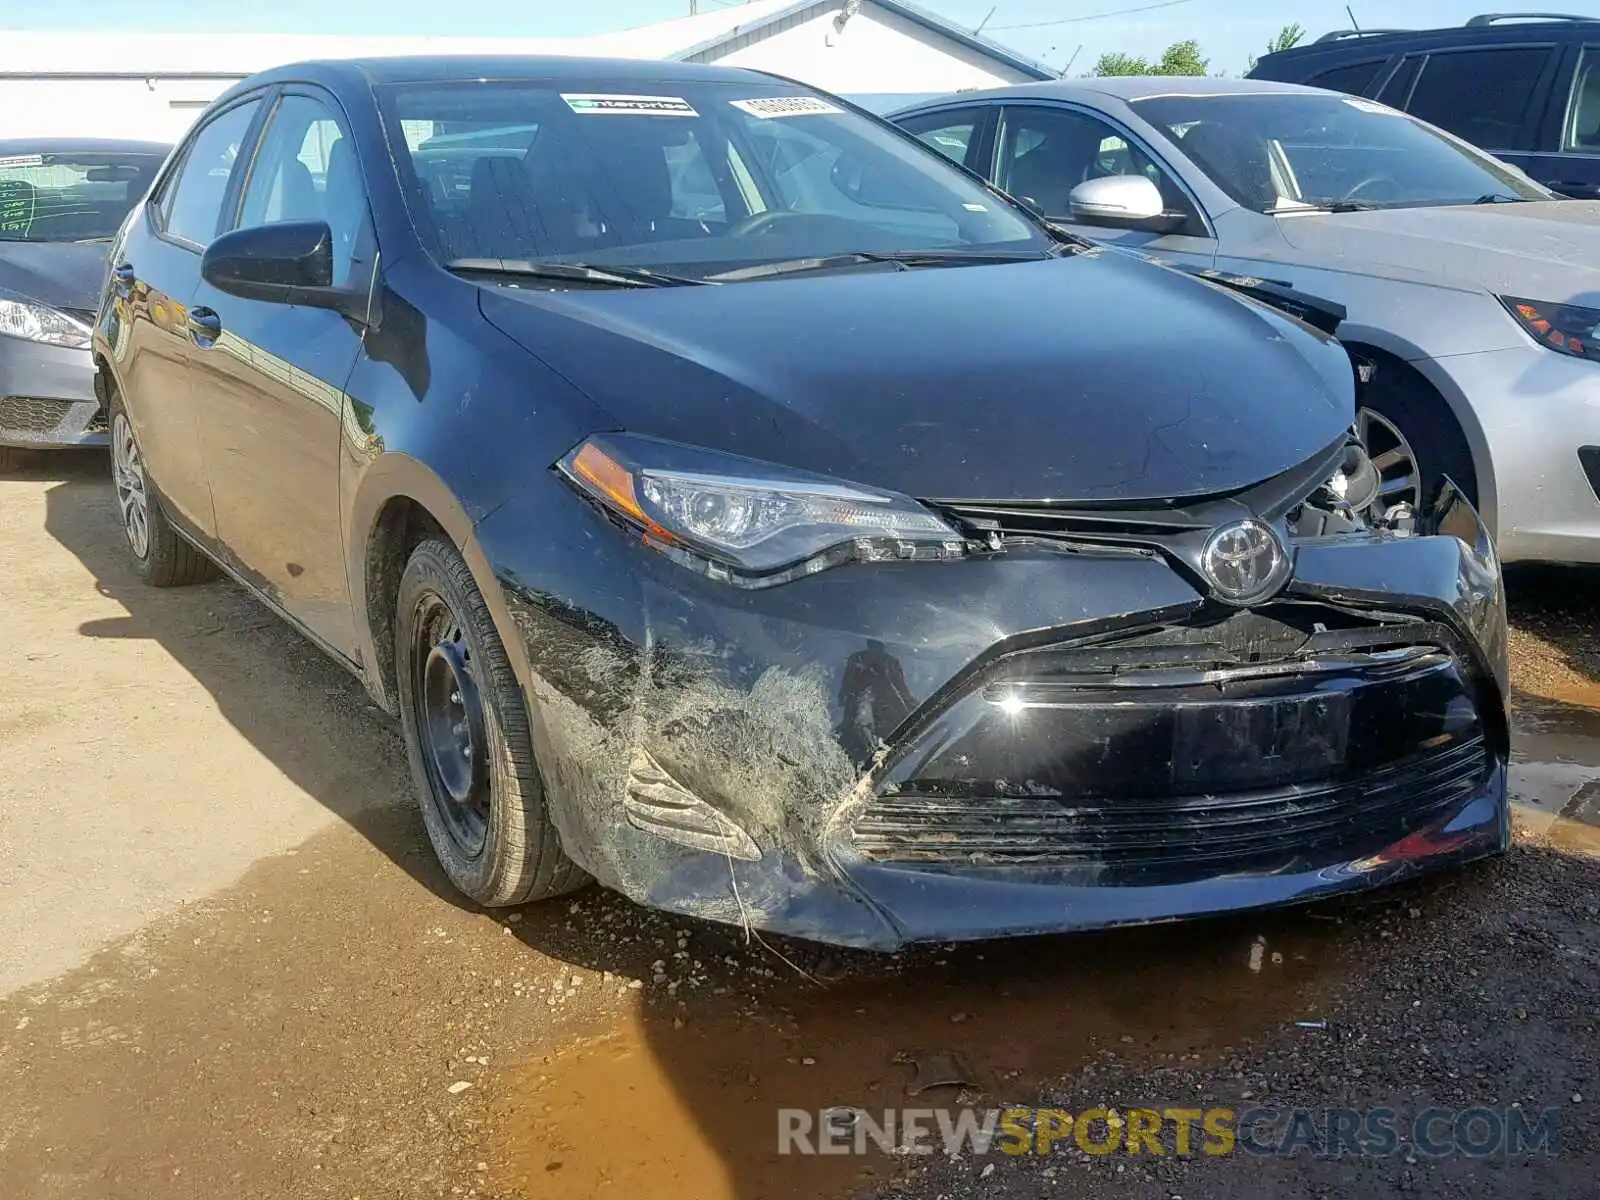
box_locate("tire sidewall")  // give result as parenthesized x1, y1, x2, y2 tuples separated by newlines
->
(395, 540, 525, 903)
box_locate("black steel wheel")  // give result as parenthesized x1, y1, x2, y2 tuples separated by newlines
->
(394, 537, 587, 906)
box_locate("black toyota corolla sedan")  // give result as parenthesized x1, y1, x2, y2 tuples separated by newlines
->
(93, 56, 1510, 948)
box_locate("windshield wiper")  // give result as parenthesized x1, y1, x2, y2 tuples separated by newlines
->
(445, 258, 707, 288)
(1473, 193, 1527, 205)
(1274, 200, 1379, 214)
(705, 248, 1050, 283)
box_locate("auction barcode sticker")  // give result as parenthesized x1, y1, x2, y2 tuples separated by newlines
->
(0, 154, 45, 169)
(561, 94, 698, 116)
(730, 96, 843, 119)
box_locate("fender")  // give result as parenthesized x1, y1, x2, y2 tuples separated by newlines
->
(342, 453, 545, 738)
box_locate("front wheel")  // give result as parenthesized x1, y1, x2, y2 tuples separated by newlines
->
(394, 537, 586, 907)
(1358, 369, 1478, 514)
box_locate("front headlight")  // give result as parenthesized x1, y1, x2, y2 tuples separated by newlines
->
(557, 435, 967, 586)
(1500, 295, 1600, 362)
(0, 298, 91, 349)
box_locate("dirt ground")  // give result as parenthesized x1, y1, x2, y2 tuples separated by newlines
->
(1, 450, 1597, 1200)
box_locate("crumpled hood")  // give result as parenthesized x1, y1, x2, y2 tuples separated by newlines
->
(0, 239, 108, 312)
(1274, 200, 1600, 304)
(479, 250, 1354, 503)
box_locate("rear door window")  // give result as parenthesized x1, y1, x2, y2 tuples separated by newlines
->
(1404, 46, 1555, 149)
(896, 110, 984, 170)
(1305, 59, 1388, 97)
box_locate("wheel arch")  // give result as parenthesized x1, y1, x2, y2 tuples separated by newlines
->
(346, 457, 532, 721)
(1339, 333, 1499, 536)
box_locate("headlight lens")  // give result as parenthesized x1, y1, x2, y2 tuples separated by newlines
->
(0, 297, 91, 349)
(557, 435, 966, 586)
(1500, 295, 1600, 362)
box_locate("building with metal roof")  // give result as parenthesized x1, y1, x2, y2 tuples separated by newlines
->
(0, 1, 1054, 141)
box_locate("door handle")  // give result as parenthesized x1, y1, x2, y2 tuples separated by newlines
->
(112, 263, 135, 296)
(186, 306, 222, 346)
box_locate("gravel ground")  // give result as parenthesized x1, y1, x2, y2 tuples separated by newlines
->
(2, 455, 1597, 1200)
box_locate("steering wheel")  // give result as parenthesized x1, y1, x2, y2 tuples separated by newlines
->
(1341, 175, 1400, 204)
(728, 210, 858, 238)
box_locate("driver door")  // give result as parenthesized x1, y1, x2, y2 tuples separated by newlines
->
(995, 103, 1217, 267)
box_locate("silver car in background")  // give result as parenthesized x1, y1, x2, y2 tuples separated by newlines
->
(0, 139, 169, 471)
(893, 78, 1600, 565)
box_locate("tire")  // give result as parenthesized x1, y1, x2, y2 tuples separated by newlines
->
(395, 537, 587, 907)
(107, 395, 219, 587)
(1359, 365, 1479, 512)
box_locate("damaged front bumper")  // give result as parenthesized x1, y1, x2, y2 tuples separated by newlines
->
(476, 479, 1509, 950)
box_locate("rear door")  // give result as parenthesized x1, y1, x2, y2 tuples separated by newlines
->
(111, 95, 265, 543)
(185, 86, 373, 659)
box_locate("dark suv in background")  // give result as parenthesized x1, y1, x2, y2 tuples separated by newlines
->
(1249, 13, 1600, 198)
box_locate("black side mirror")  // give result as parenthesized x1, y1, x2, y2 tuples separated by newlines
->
(201, 220, 365, 319)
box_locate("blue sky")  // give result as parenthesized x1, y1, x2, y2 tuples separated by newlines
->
(0, 0, 1589, 76)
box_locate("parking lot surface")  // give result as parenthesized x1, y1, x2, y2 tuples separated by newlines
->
(2, 451, 1597, 1200)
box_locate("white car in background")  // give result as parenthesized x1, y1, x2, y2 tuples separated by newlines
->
(893, 77, 1600, 565)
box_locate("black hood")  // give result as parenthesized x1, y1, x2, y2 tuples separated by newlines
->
(479, 250, 1354, 503)
(0, 240, 109, 313)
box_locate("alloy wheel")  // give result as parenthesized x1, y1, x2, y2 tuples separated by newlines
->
(111, 413, 150, 560)
(411, 590, 491, 858)
(1357, 406, 1422, 514)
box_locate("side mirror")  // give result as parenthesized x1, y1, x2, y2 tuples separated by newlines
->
(201, 220, 364, 318)
(1066, 175, 1175, 232)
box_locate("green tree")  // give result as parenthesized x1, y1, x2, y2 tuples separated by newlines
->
(1090, 39, 1209, 77)
(1248, 23, 1306, 70)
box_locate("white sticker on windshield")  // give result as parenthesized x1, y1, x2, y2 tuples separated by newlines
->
(0, 154, 45, 169)
(1342, 98, 1394, 115)
(561, 93, 698, 117)
(730, 96, 843, 119)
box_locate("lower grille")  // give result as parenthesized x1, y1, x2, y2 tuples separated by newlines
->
(0, 395, 71, 435)
(851, 734, 1491, 879)
(850, 607, 1495, 884)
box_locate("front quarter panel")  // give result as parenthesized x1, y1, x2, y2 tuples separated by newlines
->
(339, 255, 610, 708)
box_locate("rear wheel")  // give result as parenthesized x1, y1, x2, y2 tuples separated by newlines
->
(395, 537, 586, 907)
(108, 397, 218, 587)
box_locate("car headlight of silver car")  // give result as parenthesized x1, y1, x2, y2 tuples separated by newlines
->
(1500, 295, 1600, 362)
(557, 434, 967, 587)
(0, 296, 92, 349)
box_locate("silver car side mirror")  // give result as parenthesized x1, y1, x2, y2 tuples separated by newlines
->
(1067, 175, 1167, 228)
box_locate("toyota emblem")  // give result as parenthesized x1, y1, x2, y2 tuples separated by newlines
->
(1201, 519, 1289, 604)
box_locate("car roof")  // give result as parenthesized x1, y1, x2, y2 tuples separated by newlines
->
(897, 75, 1330, 110)
(0, 137, 172, 156)
(217, 54, 774, 99)
(1253, 14, 1600, 72)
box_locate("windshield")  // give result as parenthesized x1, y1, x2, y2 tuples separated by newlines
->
(380, 80, 1049, 280)
(0, 149, 166, 242)
(1130, 92, 1550, 213)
